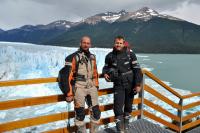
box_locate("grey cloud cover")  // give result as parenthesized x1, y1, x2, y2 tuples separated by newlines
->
(0, 0, 200, 30)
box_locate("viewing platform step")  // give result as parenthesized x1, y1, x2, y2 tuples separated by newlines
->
(98, 119, 174, 133)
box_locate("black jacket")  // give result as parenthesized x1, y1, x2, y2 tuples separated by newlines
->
(102, 47, 143, 86)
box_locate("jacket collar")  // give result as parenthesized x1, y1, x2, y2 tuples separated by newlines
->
(78, 47, 91, 58)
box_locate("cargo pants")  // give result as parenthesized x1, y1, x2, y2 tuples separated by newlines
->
(74, 80, 101, 128)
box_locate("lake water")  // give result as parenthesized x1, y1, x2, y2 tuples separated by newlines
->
(138, 54, 200, 92)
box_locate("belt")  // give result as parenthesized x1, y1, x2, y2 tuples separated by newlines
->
(121, 70, 133, 76)
(75, 74, 93, 81)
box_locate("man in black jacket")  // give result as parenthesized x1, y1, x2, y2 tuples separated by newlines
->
(102, 35, 143, 132)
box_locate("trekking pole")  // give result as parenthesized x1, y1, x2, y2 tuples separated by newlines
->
(66, 102, 71, 128)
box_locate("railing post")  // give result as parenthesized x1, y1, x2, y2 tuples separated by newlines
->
(178, 98, 183, 133)
(138, 75, 145, 119)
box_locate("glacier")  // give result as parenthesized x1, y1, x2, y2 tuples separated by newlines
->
(0, 42, 200, 132)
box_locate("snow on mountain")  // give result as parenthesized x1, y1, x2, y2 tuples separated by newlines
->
(101, 13, 121, 23)
(117, 7, 183, 22)
(0, 42, 199, 132)
(46, 20, 75, 29)
(130, 7, 159, 20)
(83, 7, 183, 25)
(83, 10, 128, 24)
(101, 10, 127, 23)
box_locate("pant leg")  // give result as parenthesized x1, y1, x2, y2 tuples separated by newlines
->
(113, 85, 125, 118)
(87, 86, 101, 122)
(124, 87, 133, 115)
(74, 86, 87, 126)
(113, 85, 126, 131)
(88, 86, 99, 106)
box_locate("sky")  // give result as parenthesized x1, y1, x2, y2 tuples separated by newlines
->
(0, 0, 200, 30)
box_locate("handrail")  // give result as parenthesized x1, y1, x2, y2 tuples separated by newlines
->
(0, 75, 141, 132)
(143, 98, 180, 122)
(0, 69, 200, 133)
(143, 110, 179, 131)
(0, 104, 113, 132)
(0, 75, 104, 87)
(182, 111, 200, 122)
(0, 88, 113, 110)
(142, 69, 183, 99)
(144, 84, 181, 110)
(182, 101, 200, 110)
(142, 69, 200, 133)
(0, 77, 58, 87)
(182, 92, 200, 99)
(0, 100, 141, 132)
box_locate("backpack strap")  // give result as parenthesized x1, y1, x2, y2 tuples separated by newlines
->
(74, 52, 80, 78)
(126, 48, 133, 65)
(89, 54, 96, 79)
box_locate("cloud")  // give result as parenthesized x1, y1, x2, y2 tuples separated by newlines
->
(161, 1, 200, 25)
(0, 0, 200, 30)
(0, 0, 82, 30)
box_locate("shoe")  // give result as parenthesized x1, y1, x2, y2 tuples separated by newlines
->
(116, 119, 124, 132)
(76, 124, 86, 133)
(90, 121, 99, 133)
(124, 116, 130, 130)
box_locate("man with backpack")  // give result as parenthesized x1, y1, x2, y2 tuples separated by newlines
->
(59, 36, 101, 133)
(102, 35, 143, 132)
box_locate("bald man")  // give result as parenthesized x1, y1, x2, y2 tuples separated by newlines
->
(63, 36, 100, 133)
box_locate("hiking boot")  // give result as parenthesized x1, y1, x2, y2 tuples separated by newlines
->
(124, 116, 130, 130)
(116, 119, 124, 132)
(90, 121, 99, 133)
(76, 124, 86, 133)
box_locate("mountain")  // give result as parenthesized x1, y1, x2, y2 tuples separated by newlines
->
(0, 29, 4, 33)
(82, 7, 182, 24)
(0, 20, 74, 44)
(45, 7, 200, 53)
(1, 7, 200, 53)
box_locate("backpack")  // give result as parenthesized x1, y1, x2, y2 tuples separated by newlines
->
(58, 52, 78, 96)
(58, 66, 69, 96)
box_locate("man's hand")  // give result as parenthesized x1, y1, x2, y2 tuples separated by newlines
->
(104, 74, 111, 82)
(134, 85, 142, 93)
(65, 96, 74, 103)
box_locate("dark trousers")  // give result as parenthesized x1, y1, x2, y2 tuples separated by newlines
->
(113, 83, 134, 118)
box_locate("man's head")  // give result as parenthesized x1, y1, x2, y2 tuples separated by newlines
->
(80, 36, 91, 51)
(114, 35, 125, 51)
